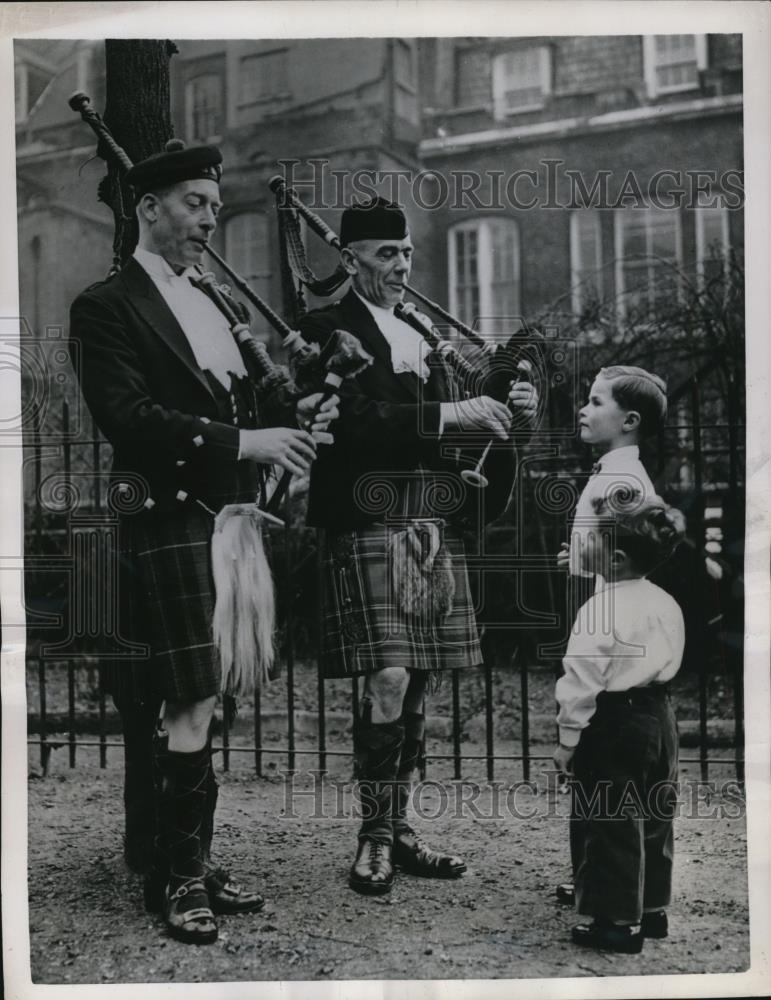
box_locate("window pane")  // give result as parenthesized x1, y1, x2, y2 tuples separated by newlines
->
(619, 206, 680, 320)
(571, 210, 603, 310)
(394, 40, 415, 89)
(652, 34, 699, 90)
(188, 74, 222, 141)
(497, 47, 544, 111)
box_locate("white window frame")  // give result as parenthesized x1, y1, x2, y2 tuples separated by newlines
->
(569, 210, 604, 315)
(492, 46, 552, 119)
(448, 217, 521, 340)
(185, 73, 223, 143)
(695, 205, 730, 287)
(642, 35, 708, 99)
(614, 206, 683, 323)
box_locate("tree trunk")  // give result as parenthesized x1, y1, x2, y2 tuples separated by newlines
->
(101, 39, 177, 267)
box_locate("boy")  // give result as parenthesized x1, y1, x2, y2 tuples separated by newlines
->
(554, 491, 686, 953)
(555, 365, 668, 907)
(558, 365, 668, 583)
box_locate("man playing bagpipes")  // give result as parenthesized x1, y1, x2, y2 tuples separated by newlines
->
(69, 141, 339, 945)
(298, 197, 539, 894)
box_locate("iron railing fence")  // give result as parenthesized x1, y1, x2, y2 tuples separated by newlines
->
(23, 364, 746, 784)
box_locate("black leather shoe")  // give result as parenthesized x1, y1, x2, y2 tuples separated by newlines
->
(641, 910, 668, 938)
(392, 830, 466, 878)
(205, 866, 265, 915)
(556, 882, 575, 905)
(163, 881, 218, 946)
(349, 839, 393, 895)
(571, 920, 644, 954)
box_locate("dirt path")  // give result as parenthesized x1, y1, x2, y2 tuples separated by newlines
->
(26, 746, 748, 984)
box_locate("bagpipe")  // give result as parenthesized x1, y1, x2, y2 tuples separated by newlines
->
(68, 92, 372, 696)
(270, 174, 546, 511)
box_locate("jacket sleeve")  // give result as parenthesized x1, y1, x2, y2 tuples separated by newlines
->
(298, 310, 442, 459)
(69, 289, 240, 467)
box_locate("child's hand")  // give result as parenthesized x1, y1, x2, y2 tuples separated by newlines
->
(556, 542, 570, 570)
(553, 743, 575, 778)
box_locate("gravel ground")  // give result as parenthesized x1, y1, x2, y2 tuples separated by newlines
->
(26, 740, 749, 985)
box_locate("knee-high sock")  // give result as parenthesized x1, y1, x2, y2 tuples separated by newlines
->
(354, 718, 405, 845)
(161, 747, 210, 894)
(393, 711, 425, 836)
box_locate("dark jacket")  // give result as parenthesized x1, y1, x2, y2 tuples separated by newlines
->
(69, 257, 285, 514)
(299, 289, 515, 531)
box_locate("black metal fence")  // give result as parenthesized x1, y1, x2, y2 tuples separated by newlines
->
(24, 361, 746, 785)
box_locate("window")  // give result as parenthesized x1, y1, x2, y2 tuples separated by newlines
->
(185, 74, 223, 142)
(570, 211, 603, 315)
(448, 218, 520, 338)
(393, 40, 418, 123)
(224, 212, 271, 335)
(15, 61, 53, 122)
(394, 40, 416, 90)
(695, 206, 730, 286)
(642, 35, 708, 98)
(239, 49, 289, 105)
(615, 207, 682, 321)
(492, 46, 551, 119)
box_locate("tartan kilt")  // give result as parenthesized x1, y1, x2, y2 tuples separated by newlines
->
(321, 522, 482, 678)
(105, 507, 220, 705)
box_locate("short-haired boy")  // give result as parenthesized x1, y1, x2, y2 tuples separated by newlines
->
(558, 365, 668, 583)
(554, 492, 686, 953)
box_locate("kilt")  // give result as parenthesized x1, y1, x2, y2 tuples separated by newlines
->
(321, 522, 482, 678)
(106, 507, 220, 705)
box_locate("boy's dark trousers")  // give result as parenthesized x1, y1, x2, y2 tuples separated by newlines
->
(570, 687, 679, 923)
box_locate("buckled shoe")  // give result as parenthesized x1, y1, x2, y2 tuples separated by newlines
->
(163, 880, 218, 946)
(205, 866, 265, 915)
(392, 830, 466, 878)
(349, 838, 393, 895)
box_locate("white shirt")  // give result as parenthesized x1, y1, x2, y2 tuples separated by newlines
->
(133, 247, 248, 390)
(556, 578, 685, 747)
(569, 445, 657, 580)
(354, 289, 431, 382)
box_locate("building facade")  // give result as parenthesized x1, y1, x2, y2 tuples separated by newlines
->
(15, 33, 743, 391)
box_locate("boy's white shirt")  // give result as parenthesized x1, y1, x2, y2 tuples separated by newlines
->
(555, 578, 686, 747)
(569, 444, 657, 586)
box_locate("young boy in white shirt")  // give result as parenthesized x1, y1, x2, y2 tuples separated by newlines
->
(554, 491, 686, 954)
(558, 365, 667, 582)
(555, 365, 668, 907)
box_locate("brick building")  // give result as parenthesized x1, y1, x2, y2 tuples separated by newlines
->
(15, 34, 743, 353)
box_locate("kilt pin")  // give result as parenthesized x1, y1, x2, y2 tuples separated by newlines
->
(70, 257, 285, 928)
(299, 289, 515, 891)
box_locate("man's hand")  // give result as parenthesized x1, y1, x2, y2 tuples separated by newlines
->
(553, 743, 575, 778)
(556, 542, 570, 570)
(508, 380, 539, 426)
(440, 395, 512, 440)
(239, 427, 317, 477)
(296, 392, 341, 443)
